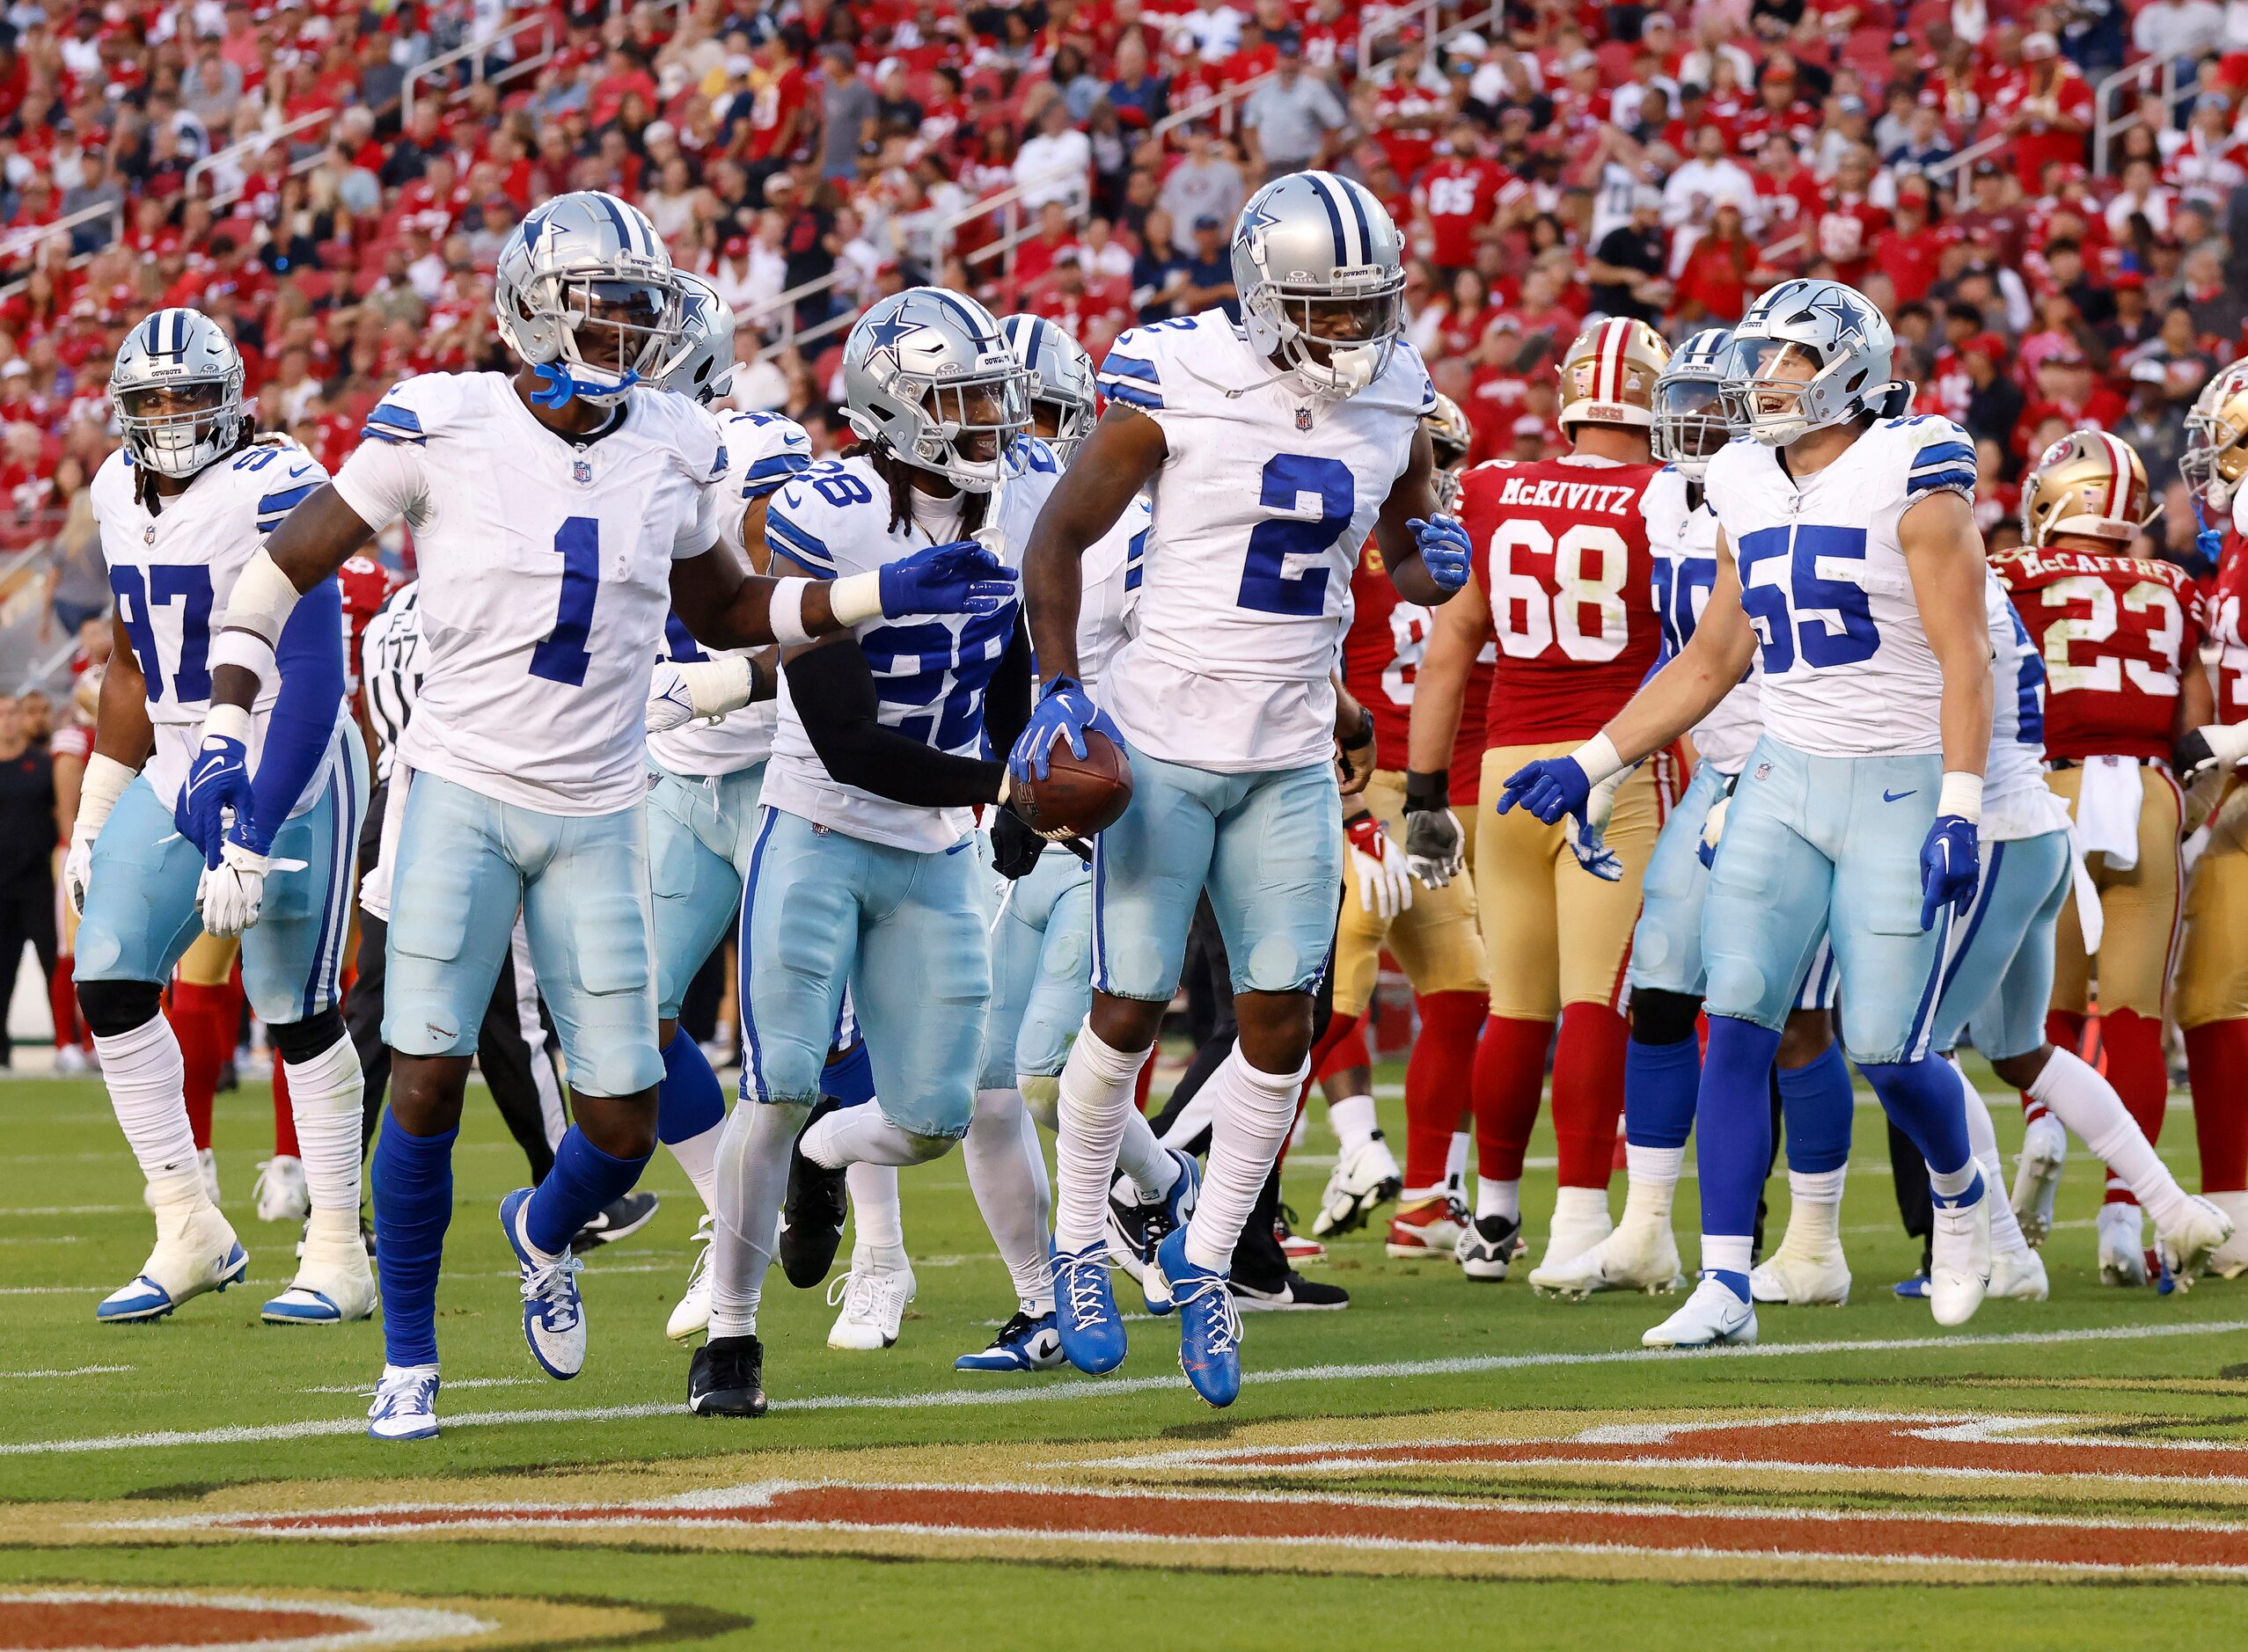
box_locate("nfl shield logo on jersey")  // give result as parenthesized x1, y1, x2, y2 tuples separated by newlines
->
(1295, 406, 1314, 431)
(572, 458, 593, 485)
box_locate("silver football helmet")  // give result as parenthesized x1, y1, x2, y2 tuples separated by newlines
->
(1000, 312, 1096, 461)
(659, 272, 737, 406)
(494, 190, 685, 407)
(1723, 279, 1900, 447)
(841, 288, 1030, 492)
(111, 307, 245, 479)
(1232, 170, 1406, 398)
(1652, 326, 1736, 480)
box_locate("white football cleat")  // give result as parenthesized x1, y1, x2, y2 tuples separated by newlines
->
(253, 1155, 310, 1224)
(1312, 1134, 1402, 1238)
(1987, 1246, 2048, 1301)
(1929, 1181, 1993, 1327)
(97, 1204, 248, 1323)
(1749, 1227, 1852, 1306)
(2202, 1191, 2248, 1278)
(55, 1043, 92, 1075)
(1385, 1195, 1467, 1258)
(1642, 1276, 1757, 1348)
(1531, 1200, 1613, 1285)
(667, 1213, 715, 1342)
(826, 1254, 915, 1349)
(1528, 1218, 1682, 1298)
(2097, 1201, 2149, 1286)
(143, 1147, 222, 1213)
(500, 1188, 586, 1379)
(2156, 1195, 2235, 1290)
(262, 1234, 377, 1324)
(367, 1363, 440, 1441)
(2010, 1113, 2067, 1248)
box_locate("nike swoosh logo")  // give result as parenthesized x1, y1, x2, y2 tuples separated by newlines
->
(1883, 789, 1917, 802)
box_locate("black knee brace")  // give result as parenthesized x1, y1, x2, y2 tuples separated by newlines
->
(77, 978, 163, 1040)
(269, 1005, 348, 1065)
(1631, 987, 1703, 1047)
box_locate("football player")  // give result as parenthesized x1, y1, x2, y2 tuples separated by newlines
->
(64, 307, 372, 1330)
(1315, 392, 1488, 1254)
(2177, 361, 2248, 1273)
(1407, 318, 1673, 1283)
(194, 196, 1013, 1440)
(1500, 279, 2000, 1346)
(688, 288, 1046, 1417)
(1014, 172, 1470, 1407)
(1994, 430, 2211, 1283)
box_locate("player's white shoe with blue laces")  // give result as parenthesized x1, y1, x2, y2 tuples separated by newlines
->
(367, 1363, 440, 1441)
(96, 1203, 247, 1323)
(1154, 1226, 1241, 1407)
(500, 1187, 586, 1378)
(1643, 1276, 1758, 1348)
(956, 1308, 1066, 1372)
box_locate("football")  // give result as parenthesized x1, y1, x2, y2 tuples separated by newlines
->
(1011, 727, 1133, 838)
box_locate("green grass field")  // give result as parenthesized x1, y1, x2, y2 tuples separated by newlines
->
(5, 1062, 2248, 1650)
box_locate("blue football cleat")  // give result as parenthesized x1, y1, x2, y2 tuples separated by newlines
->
(956, 1309, 1065, 1372)
(1154, 1226, 1241, 1407)
(96, 1218, 248, 1323)
(500, 1188, 586, 1379)
(1051, 1242, 1127, 1374)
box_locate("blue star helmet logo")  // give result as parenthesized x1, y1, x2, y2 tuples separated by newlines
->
(1234, 200, 1278, 250)
(863, 306, 924, 354)
(1809, 287, 1869, 352)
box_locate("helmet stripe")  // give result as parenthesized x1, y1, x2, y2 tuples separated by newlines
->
(143, 312, 162, 355)
(1338, 178, 1374, 268)
(1600, 318, 1625, 404)
(1304, 172, 1354, 268)
(589, 191, 635, 257)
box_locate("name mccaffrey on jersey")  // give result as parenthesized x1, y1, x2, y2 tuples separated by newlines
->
(1481, 473, 1645, 517)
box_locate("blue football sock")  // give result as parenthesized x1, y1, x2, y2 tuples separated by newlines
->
(1624, 1034, 1701, 1150)
(1777, 1043, 1854, 1174)
(1695, 1015, 1782, 1239)
(657, 1028, 725, 1146)
(522, 1127, 652, 1256)
(370, 1119, 457, 1368)
(1859, 1055, 1972, 1177)
(822, 1039, 876, 1107)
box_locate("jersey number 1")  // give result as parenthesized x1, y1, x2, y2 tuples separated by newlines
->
(530, 517, 600, 687)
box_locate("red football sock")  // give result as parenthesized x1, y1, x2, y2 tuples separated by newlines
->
(272, 1064, 299, 1158)
(1133, 1049, 1154, 1114)
(2187, 1020, 2248, 1195)
(1405, 991, 1481, 1190)
(1552, 1000, 1629, 1190)
(2101, 1008, 2168, 1202)
(1306, 1010, 1366, 1090)
(168, 982, 230, 1151)
(48, 955, 80, 1051)
(1316, 1017, 1371, 1085)
(1472, 1013, 1551, 1181)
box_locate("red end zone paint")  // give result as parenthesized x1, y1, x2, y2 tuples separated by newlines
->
(0, 1590, 490, 1650)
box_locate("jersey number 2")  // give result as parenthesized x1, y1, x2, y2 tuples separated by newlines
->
(530, 517, 600, 686)
(1239, 455, 1354, 617)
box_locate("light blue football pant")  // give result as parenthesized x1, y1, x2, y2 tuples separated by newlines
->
(1927, 828, 2073, 1064)
(1091, 743, 1341, 1001)
(1702, 735, 1949, 1065)
(739, 806, 987, 1141)
(77, 742, 368, 1025)
(981, 844, 1094, 1093)
(647, 760, 766, 1022)
(383, 771, 662, 1098)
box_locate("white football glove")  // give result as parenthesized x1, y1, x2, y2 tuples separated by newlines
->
(1345, 813, 1415, 921)
(62, 829, 97, 921)
(2178, 722, 2248, 784)
(1698, 790, 1733, 868)
(646, 654, 758, 735)
(1562, 764, 1629, 882)
(198, 838, 275, 938)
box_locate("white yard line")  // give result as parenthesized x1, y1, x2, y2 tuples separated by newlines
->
(0, 1366, 131, 1379)
(6, 1317, 2246, 1458)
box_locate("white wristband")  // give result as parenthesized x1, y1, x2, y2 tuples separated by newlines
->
(678, 654, 757, 718)
(203, 703, 253, 747)
(221, 548, 302, 646)
(74, 752, 135, 839)
(829, 570, 884, 628)
(1938, 770, 1983, 824)
(208, 628, 277, 686)
(1571, 732, 1625, 787)
(768, 579, 813, 647)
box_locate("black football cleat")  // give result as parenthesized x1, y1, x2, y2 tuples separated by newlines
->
(571, 1190, 660, 1254)
(688, 1334, 768, 1417)
(779, 1098, 848, 1289)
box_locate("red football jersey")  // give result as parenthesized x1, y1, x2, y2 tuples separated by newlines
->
(338, 552, 397, 709)
(2198, 531, 2248, 728)
(1413, 157, 1517, 269)
(1995, 547, 2201, 761)
(1344, 543, 1495, 800)
(1459, 454, 1664, 746)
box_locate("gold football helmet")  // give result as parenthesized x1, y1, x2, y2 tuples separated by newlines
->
(2020, 428, 2156, 549)
(2182, 357, 2248, 509)
(1424, 391, 1474, 510)
(1557, 318, 1669, 431)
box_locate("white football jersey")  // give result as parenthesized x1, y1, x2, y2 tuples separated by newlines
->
(1703, 414, 1978, 758)
(1093, 310, 1433, 772)
(760, 440, 1057, 852)
(646, 407, 814, 780)
(331, 372, 729, 815)
(1075, 492, 1148, 697)
(90, 438, 348, 816)
(1644, 464, 1761, 776)
(1981, 567, 2073, 842)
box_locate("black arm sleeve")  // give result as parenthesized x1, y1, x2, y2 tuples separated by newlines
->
(785, 637, 1006, 808)
(982, 614, 1033, 759)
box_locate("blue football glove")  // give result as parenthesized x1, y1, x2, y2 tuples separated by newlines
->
(1495, 755, 1593, 824)
(1918, 813, 1981, 932)
(1007, 675, 1124, 783)
(179, 729, 253, 864)
(2189, 524, 2225, 580)
(880, 538, 1018, 617)
(1407, 515, 1472, 592)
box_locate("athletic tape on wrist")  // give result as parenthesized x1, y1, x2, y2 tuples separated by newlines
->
(76, 752, 135, 837)
(1937, 770, 1983, 824)
(828, 571, 884, 628)
(1574, 732, 1625, 787)
(768, 579, 813, 647)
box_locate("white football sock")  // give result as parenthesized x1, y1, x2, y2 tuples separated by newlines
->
(1327, 1091, 1378, 1158)
(667, 1121, 722, 1211)
(1552, 1184, 1610, 1225)
(846, 1161, 903, 1259)
(1622, 1143, 1683, 1226)
(1116, 1106, 1176, 1203)
(1053, 1020, 1148, 1253)
(1476, 1176, 1519, 1223)
(1950, 1057, 2029, 1257)
(281, 1034, 364, 1248)
(1020, 1101, 1052, 1231)
(94, 1013, 205, 1217)
(2029, 1046, 2190, 1229)
(1702, 1232, 1754, 1283)
(1182, 1045, 1304, 1272)
(1783, 1167, 1845, 1249)
(802, 1103, 952, 1169)
(708, 1100, 799, 1340)
(1445, 1130, 1470, 1195)
(965, 1088, 1056, 1312)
